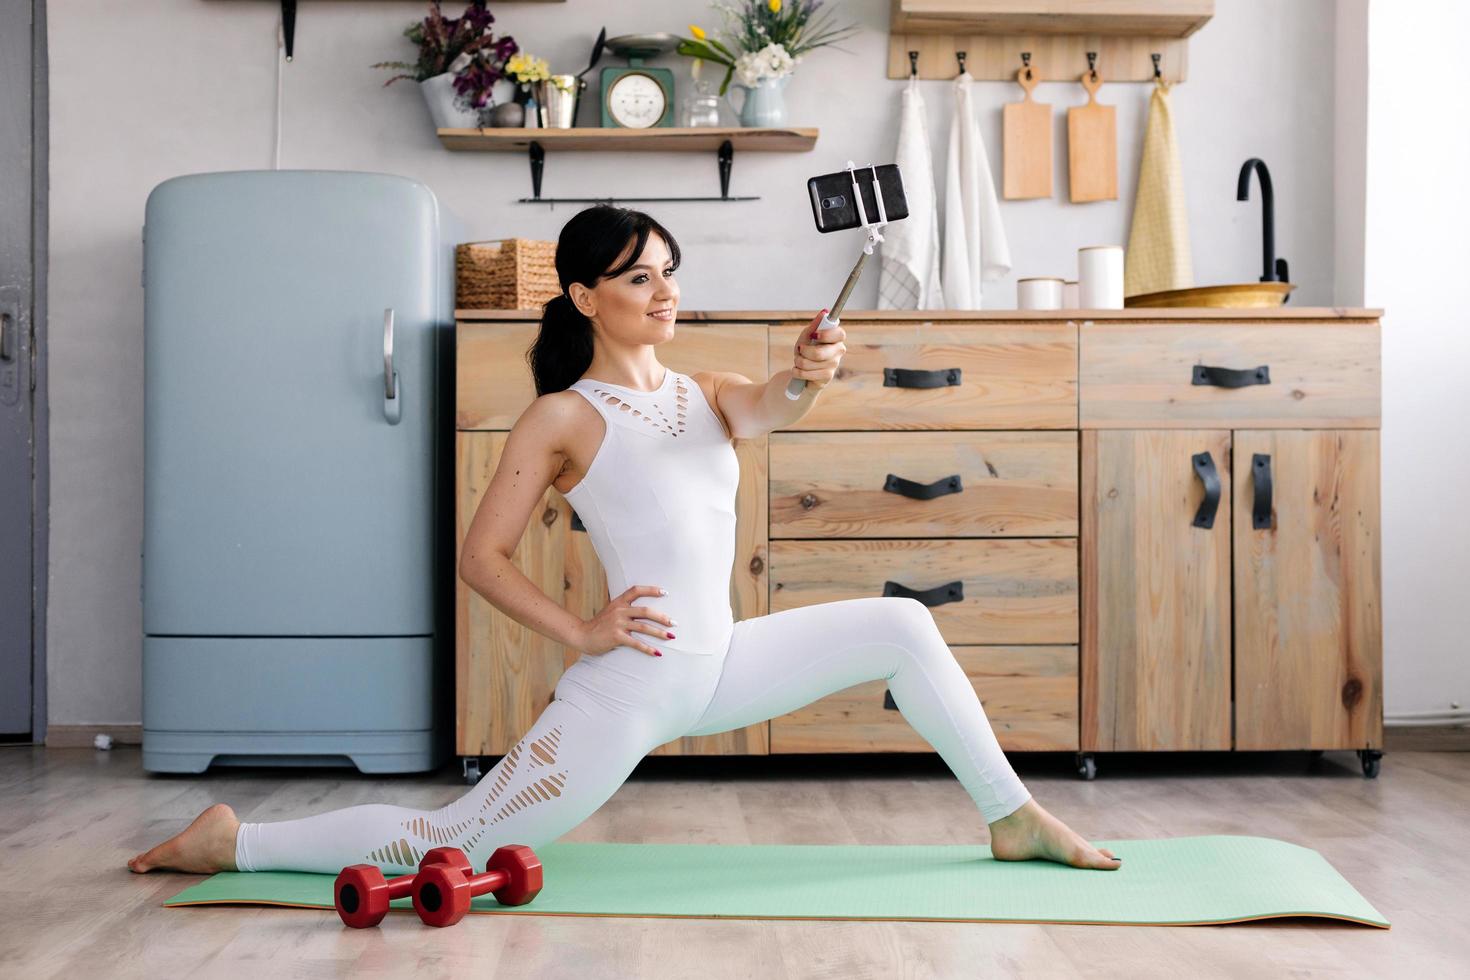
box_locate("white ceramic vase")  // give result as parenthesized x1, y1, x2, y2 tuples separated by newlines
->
(419, 72, 482, 129)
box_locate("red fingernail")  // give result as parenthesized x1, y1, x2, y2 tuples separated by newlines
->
(668, 633, 676, 639)
(655, 650, 663, 657)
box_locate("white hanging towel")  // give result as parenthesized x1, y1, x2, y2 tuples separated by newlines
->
(942, 71, 1011, 309)
(878, 75, 944, 309)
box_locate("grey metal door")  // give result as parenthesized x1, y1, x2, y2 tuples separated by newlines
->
(0, 0, 46, 739)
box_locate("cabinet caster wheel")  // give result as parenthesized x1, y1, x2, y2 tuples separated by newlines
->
(1076, 753, 1097, 781)
(1358, 749, 1382, 779)
(463, 756, 482, 785)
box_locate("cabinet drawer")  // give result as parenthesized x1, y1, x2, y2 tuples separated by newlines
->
(1079, 321, 1380, 428)
(456, 322, 767, 429)
(769, 321, 1077, 430)
(770, 646, 1078, 753)
(771, 431, 1077, 538)
(770, 539, 1077, 645)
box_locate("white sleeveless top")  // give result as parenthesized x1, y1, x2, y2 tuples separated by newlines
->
(563, 368, 740, 656)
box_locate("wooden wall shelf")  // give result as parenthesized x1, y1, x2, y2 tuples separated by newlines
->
(437, 127, 818, 153)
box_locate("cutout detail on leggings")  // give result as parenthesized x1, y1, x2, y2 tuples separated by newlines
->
(363, 725, 566, 867)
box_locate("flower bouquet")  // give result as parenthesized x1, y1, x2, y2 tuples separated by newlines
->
(372, 1, 518, 128)
(676, 0, 858, 97)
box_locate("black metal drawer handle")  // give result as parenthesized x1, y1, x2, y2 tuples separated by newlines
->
(884, 473, 963, 500)
(1192, 364, 1270, 388)
(1192, 451, 1222, 529)
(1252, 453, 1273, 530)
(884, 367, 962, 388)
(882, 579, 964, 607)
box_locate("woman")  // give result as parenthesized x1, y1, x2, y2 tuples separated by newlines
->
(129, 206, 1119, 876)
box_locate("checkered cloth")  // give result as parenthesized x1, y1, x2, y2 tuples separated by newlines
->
(1125, 81, 1193, 297)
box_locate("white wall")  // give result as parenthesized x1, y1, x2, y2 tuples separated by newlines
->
(1362, 0, 1470, 724)
(48, 0, 1349, 728)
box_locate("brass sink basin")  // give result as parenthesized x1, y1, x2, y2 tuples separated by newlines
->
(1124, 282, 1294, 309)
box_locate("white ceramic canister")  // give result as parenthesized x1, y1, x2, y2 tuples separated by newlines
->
(1061, 280, 1079, 307)
(1078, 246, 1124, 309)
(1017, 277, 1065, 310)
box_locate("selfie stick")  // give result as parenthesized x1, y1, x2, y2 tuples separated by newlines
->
(785, 161, 890, 400)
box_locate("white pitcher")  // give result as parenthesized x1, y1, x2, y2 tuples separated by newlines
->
(726, 75, 790, 127)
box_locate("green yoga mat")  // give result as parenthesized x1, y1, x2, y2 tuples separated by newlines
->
(164, 835, 1388, 928)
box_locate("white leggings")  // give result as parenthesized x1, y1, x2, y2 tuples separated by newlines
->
(234, 596, 1032, 874)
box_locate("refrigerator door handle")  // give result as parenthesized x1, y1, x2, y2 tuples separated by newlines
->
(383, 307, 401, 425)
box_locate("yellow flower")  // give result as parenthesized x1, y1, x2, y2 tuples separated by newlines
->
(690, 24, 706, 39)
(768, 0, 781, 12)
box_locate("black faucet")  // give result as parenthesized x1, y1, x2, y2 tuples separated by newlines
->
(1237, 158, 1289, 285)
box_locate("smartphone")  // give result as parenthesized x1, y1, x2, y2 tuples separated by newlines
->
(807, 164, 909, 233)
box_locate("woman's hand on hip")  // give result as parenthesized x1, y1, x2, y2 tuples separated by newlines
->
(575, 585, 676, 657)
(792, 309, 846, 391)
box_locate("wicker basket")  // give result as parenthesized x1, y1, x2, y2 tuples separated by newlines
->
(455, 238, 561, 311)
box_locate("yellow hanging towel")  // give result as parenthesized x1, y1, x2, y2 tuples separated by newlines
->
(1125, 80, 1192, 297)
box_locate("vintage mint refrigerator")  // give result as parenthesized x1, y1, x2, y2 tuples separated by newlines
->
(141, 171, 462, 773)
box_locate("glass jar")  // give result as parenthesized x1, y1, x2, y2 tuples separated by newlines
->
(680, 79, 721, 128)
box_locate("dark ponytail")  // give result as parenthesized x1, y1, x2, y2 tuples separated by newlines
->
(527, 204, 682, 396)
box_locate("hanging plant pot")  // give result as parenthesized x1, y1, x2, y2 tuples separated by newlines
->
(419, 72, 482, 129)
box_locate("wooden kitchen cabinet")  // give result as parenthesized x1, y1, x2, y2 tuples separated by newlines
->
(456, 309, 1383, 783)
(1078, 315, 1383, 777)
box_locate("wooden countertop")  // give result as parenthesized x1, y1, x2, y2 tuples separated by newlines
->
(456, 308, 1383, 322)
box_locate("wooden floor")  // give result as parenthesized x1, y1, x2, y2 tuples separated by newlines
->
(2, 746, 1466, 978)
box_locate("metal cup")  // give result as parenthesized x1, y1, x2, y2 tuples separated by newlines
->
(534, 75, 578, 128)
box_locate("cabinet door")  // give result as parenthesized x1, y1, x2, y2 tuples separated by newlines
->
(456, 432, 574, 755)
(1233, 430, 1382, 750)
(1081, 430, 1232, 750)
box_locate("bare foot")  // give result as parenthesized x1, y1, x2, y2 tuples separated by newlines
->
(987, 799, 1122, 870)
(127, 802, 241, 874)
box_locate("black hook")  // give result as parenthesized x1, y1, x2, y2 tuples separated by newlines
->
(1021, 51, 1032, 81)
(1086, 50, 1097, 81)
(908, 50, 918, 78)
(956, 51, 967, 75)
(281, 0, 297, 60)
(1152, 52, 1161, 79)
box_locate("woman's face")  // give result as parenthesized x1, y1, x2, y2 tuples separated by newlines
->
(570, 233, 679, 342)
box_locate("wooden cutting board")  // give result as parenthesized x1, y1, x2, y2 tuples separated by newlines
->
(1003, 67, 1051, 199)
(1068, 70, 1117, 203)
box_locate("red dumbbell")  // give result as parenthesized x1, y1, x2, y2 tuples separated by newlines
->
(411, 844, 543, 927)
(334, 846, 474, 928)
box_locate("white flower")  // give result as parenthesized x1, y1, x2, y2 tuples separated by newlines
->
(734, 43, 794, 85)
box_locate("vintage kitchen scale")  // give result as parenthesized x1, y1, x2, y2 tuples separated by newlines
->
(600, 33, 678, 128)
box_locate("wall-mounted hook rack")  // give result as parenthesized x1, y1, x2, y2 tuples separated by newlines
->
(886, 1, 1210, 82)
